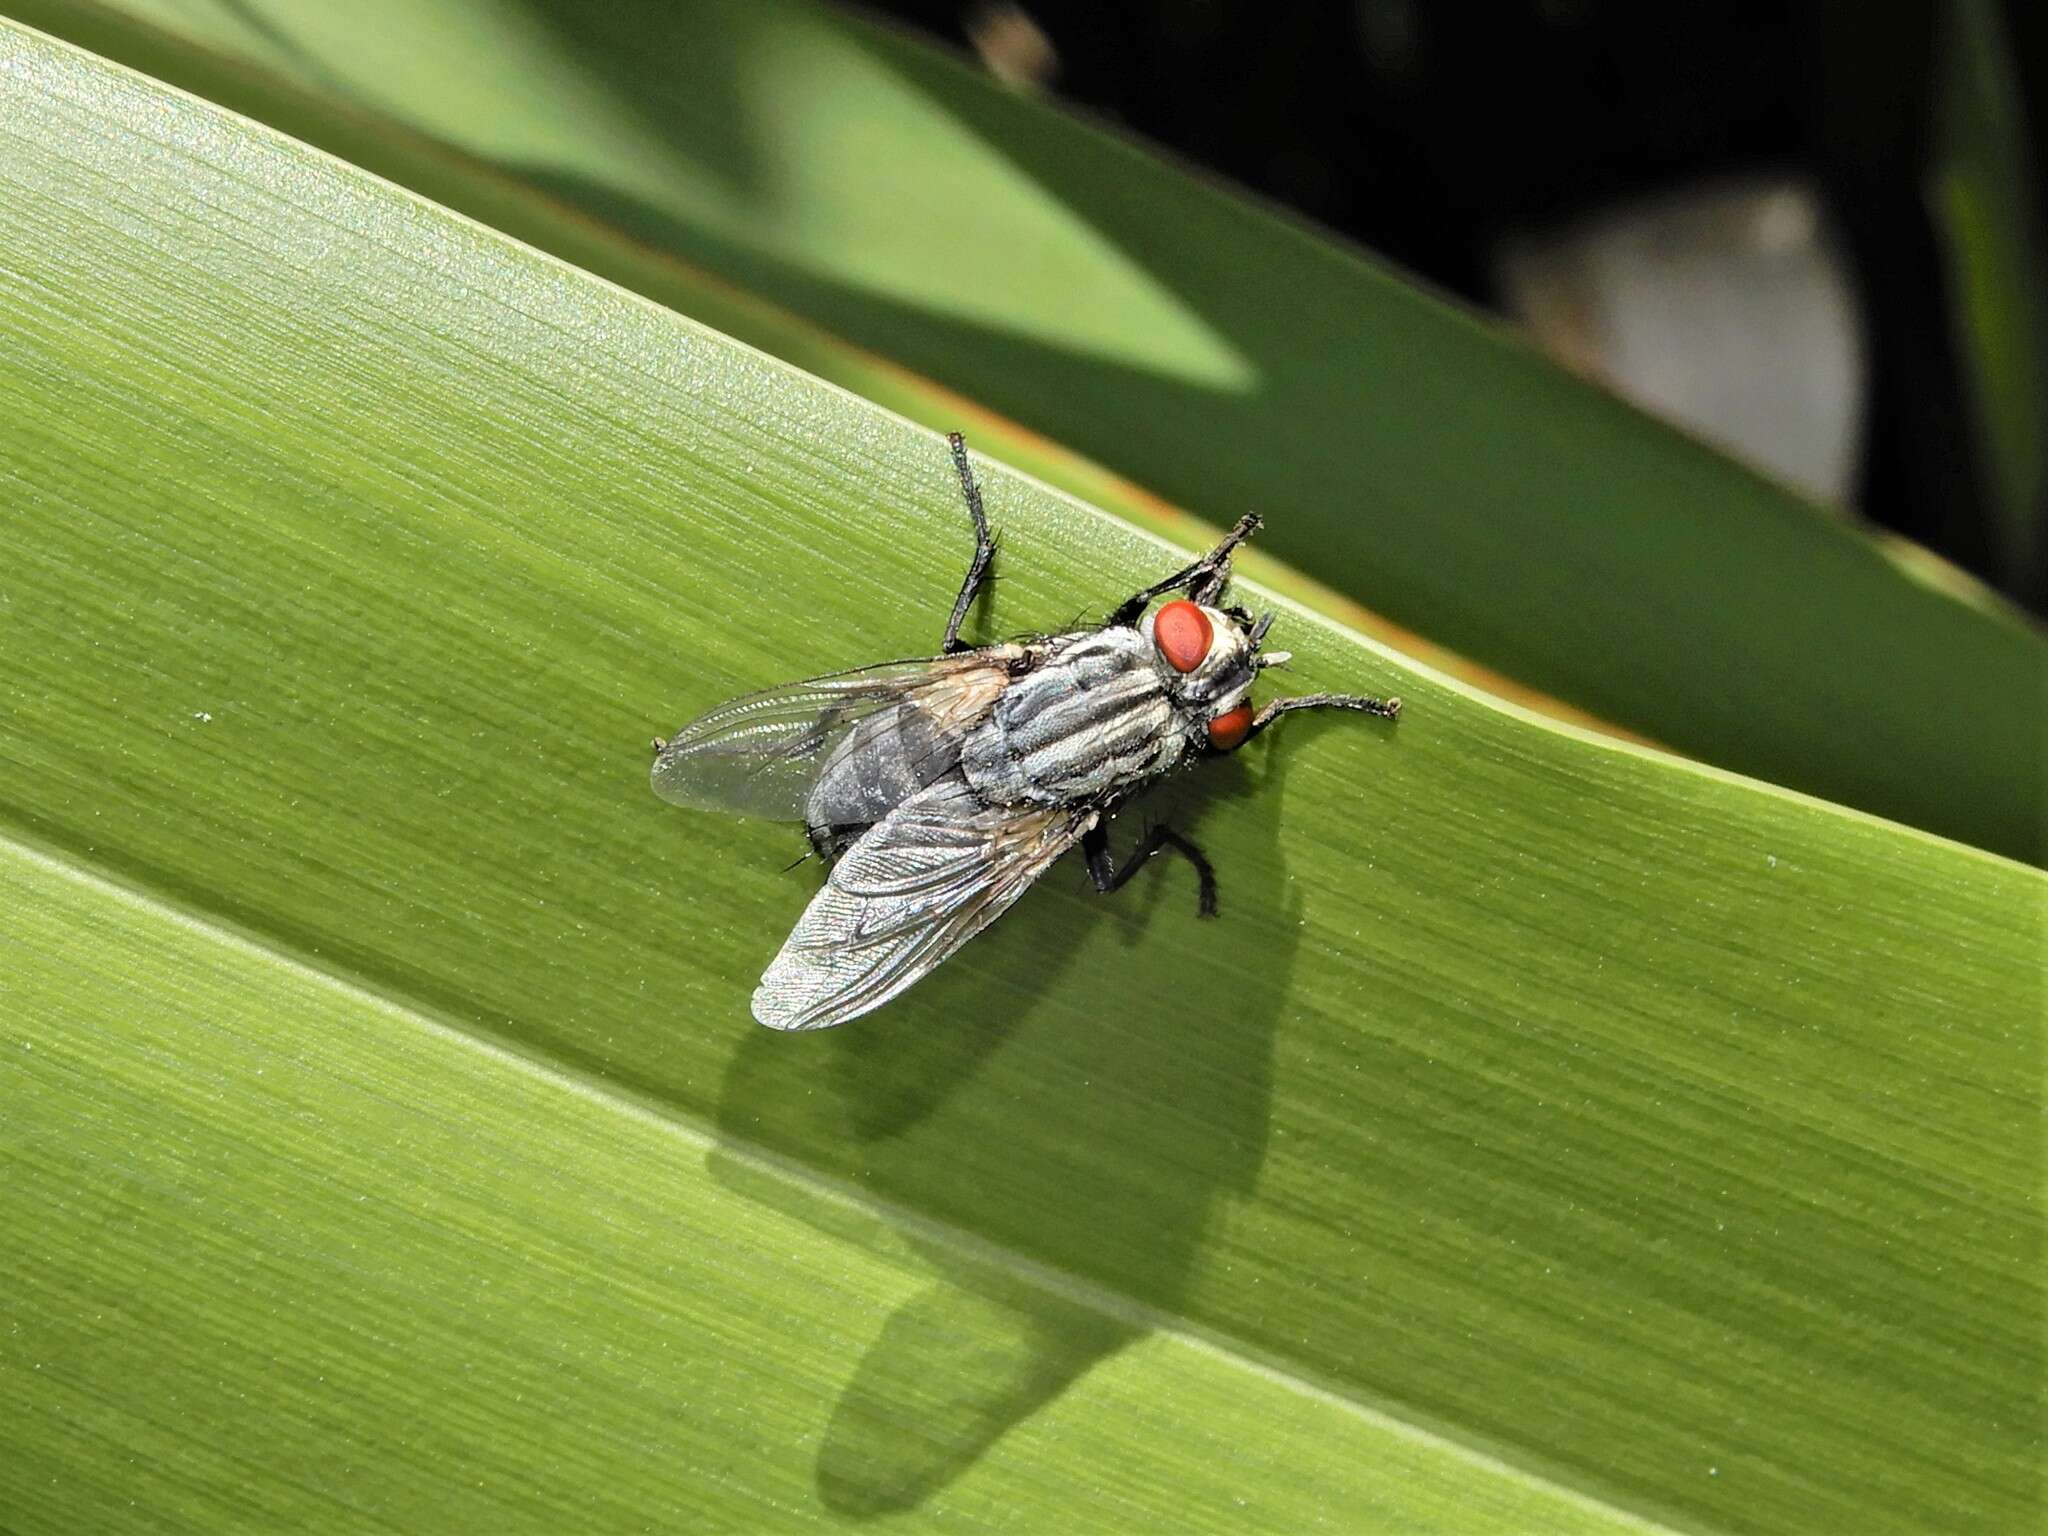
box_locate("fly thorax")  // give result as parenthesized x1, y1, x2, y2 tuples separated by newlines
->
(959, 630, 1183, 804)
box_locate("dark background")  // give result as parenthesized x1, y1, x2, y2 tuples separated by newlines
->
(867, 0, 2048, 612)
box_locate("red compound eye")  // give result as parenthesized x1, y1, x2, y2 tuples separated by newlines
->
(1153, 600, 1213, 673)
(1207, 704, 1254, 751)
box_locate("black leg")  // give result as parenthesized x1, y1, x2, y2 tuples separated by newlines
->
(1109, 513, 1263, 626)
(1083, 819, 1219, 918)
(1246, 690, 1402, 742)
(942, 433, 997, 653)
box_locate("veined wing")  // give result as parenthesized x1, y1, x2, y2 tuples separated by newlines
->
(753, 774, 1096, 1031)
(651, 649, 1019, 822)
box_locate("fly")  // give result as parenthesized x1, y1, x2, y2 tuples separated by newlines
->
(651, 433, 1401, 1031)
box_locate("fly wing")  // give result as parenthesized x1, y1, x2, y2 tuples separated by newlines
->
(752, 774, 1097, 1031)
(651, 651, 1017, 822)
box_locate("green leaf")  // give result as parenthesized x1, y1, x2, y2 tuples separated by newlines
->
(1, 20, 2040, 1536)
(10, 0, 2044, 862)
(5, 843, 1650, 1533)
(1931, 0, 2048, 588)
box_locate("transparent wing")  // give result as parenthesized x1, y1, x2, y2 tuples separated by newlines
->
(752, 774, 1097, 1031)
(651, 651, 1016, 822)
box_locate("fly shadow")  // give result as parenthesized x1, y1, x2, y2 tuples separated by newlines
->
(707, 743, 1312, 1516)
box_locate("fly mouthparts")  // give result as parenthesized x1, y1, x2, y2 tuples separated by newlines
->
(1256, 650, 1293, 670)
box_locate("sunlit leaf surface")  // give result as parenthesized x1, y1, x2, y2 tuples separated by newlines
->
(10, 0, 2044, 861)
(2, 22, 2041, 1535)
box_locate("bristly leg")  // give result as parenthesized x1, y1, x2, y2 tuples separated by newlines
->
(1246, 690, 1402, 743)
(1109, 513, 1263, 626)
(942, 432, 998, 653)
(1083, 819, 1219, 917)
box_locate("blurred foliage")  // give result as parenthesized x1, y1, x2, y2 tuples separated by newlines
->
(1932, 0, 2048, 593)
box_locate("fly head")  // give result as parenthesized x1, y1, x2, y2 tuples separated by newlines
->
(1139, 599, 1285, 753)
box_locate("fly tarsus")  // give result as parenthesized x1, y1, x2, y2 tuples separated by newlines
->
(1108, 512, 1263, 626)
(1247, 690, 1402, 743)
(942, 432, 998, 654)
(1084, 819, 1219, 918)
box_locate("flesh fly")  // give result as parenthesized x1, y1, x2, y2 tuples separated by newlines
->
(652, 434, 1401, 1031)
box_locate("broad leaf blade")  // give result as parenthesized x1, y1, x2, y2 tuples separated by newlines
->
(9, 0, 2043, 861)
(1, 22, 2041, 1536)
(9, 842, 1668, 1533)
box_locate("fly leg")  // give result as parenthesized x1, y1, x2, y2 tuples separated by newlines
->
(1083, 819, 1219, 918)
(1108, 513, 1262, 625)
(1245, 691, 1403, 741)
(942, 432, 998, 653)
